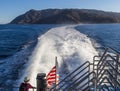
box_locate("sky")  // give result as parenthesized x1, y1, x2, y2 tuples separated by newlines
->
(0, 0, 120, 24)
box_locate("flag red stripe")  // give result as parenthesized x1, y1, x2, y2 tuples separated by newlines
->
(47, 66, 56, 76)
(47, 75, 59, 79)
(49, 70, 56, 73)
(47, 73, 56, 77)
(47, 65, 59, 88)
(47, 77, 56, 79)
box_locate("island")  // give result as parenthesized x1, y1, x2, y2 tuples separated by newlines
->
(10, 9, 120, 24)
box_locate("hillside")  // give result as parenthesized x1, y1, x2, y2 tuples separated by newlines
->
(10, 9, 120, 24)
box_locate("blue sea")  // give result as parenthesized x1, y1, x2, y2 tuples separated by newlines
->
(0, 24, 120, 90)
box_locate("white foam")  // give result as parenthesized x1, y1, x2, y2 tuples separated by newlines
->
(20, 25, 98, 87)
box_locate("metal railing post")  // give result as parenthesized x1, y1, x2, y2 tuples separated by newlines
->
(88, 63, 90, 88)
(97, 48, 108, 83)
(115, 55, 119, 90)
(94, 72, 97, 91)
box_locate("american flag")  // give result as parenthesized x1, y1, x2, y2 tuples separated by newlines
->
(47, 58, 59, 88)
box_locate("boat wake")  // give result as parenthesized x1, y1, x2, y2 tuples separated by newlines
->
(18, 25, 98, 87)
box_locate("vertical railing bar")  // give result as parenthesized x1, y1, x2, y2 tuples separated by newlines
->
(97, 48, 108, 86)
(116, 55, 119, 84)
(93, 72, 97, 91)
(88, 62, 90, 88)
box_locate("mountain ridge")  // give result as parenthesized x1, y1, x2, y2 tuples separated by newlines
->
(10, 9, 120, 24)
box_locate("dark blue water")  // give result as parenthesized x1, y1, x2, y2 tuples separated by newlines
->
(0, 24, 55, 59)
(0, 24, 55, 87)
(76, 24, 120, 52)
(0, 24, 120, 89)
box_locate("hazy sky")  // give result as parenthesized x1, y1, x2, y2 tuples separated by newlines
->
(0, 0, 120, 24)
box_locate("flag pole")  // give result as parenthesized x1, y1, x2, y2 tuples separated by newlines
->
(55, 56, 57, 91)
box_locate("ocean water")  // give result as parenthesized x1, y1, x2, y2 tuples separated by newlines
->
(76, 24, 120, 51)
(0, 24, 119, 90)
